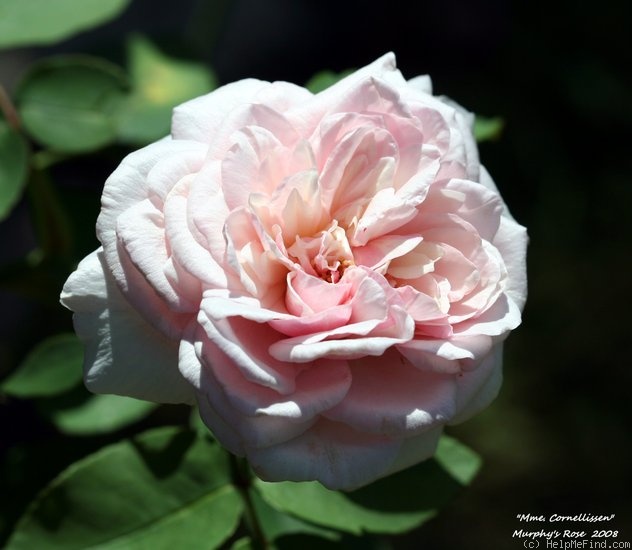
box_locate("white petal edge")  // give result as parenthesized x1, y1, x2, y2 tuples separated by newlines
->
(60, 248, 195, 404)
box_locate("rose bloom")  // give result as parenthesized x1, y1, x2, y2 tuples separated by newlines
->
(61, 54, 527, 490)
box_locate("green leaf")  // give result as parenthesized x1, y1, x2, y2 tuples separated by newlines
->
(435, 433, 482, 484)
(116, 35, 216, 144)
(473, 115, 504, 142)
(305, 69, 355, 94)
(250, 489, 340, 543)
(231, 537, 255, 550)
(255, 435, 482, 535)
(6, 427, 243, 549)
(0, 119, 29, 221)
(1, 333, 83, 397)
(17, 56, 128, 153)
(38, 388, 159, 435)
(0, 0, 131, 50)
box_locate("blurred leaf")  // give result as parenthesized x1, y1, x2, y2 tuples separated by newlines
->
(17, 56, 128, 153)
(231, 537, 254, 550)
(473, 116, 504, 142)
(39, 388, 159, 435)
(5, 427, 243, 549)
(274, 533, 392, 550)
(116, 35, 216, 144)
(255, 435, 481, 535)
(435, 433, 482, 484)
(1, 333, 83, 397)
(0, 254, 72, 305)
(0, 119, 29, 221)
(305, 69, 354, 94)
(0, 0, 131, 50)
(250, 489, 340, 542)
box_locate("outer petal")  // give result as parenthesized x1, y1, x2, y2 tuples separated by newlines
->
(60, 249, 194, 404)
(180, 336, 317, 450)
(492, 217, 528, 311)
(247, 418, 404, 491)
(324, 350, 456, 437)
(286, 52, 407, 136)
(449, 344, 503, 424)
(171, 79, 268, 143)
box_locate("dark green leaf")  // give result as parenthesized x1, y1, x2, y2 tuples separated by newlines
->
(305, 70, 354, 94)
(38, 387, 159, 435)
(250, 489, 340, 542)
(0, 0, 131, 50)
(255, 435, 482, 535)
(116, 35, 216, 144)
(231, 537, 255, 550)
(274, 533, 392, 550)
(1, 333, 83, 397)
(473, 116, 504, 142)
(17, 56, 128, 153)
(0, 119, 29, 221)
(6, 427, 243, 549)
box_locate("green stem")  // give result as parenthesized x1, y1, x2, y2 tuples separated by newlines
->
(230, 454, 269, 549)
(0, 84, 21, 130)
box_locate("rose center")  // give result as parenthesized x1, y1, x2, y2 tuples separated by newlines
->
(286, 220, 355, 283)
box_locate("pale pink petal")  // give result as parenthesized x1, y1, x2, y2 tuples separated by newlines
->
(383, 426, 444, 476)
(247, 417, 403, 490)
(171, 79, 268, 143)
(60, 249, 194, 404)
(449, 345, 503, 424)
(97, 138, 204, 244)
(197, 305, 297, 394)
(180, 327, 320, 449)
(285, 270, 352, 315)
(324, 350, 456, 437)
(454, 293, 522, 337)
(145, 143, 206, 208)
(109, 238, 192, 338)
(164, 175, 228, 288)
(492, 217, 529, 311)
(407, 74, 433, 94)
(115, 199, 198, 312)
(287, 52, 406, 135)
(208, 103, 300, 161)
(353, 234, 423, 271)
(319, 125, 397, 218)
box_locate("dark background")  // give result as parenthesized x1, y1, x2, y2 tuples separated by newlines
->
(1, 0, 631, 547)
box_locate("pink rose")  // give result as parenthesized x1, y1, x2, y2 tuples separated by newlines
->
(61, 53, 527, 490)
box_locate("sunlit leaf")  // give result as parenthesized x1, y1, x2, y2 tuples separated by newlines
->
(1, 333, 83, 397)
(6, 427, 243, 549)
(474, 115, 504, 142)
(116, 35, 216, 144)
(0, 0, 131, 50)
(0, 119, 29, 221)
(38, 389, 159, 435)
(255, 435, 481, 535)
(17, 56, 128, 153)
(305, 69, 354, 94)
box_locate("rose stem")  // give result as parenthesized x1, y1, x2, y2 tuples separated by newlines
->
(230, 453, 269, 549)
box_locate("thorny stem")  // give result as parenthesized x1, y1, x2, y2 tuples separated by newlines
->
(230, 454, 269, 549)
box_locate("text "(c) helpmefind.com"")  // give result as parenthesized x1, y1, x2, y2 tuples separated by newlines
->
(511, 513, 630, 549)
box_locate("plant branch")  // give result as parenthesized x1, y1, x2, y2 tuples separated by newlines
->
(0, 84, 21, 130)
(230, 454, 269, 549)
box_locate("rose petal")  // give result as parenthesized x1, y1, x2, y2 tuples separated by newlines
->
(60, 249, 194, 404)
(247, 417, 403, 491)
(324, 350, 456, 437)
